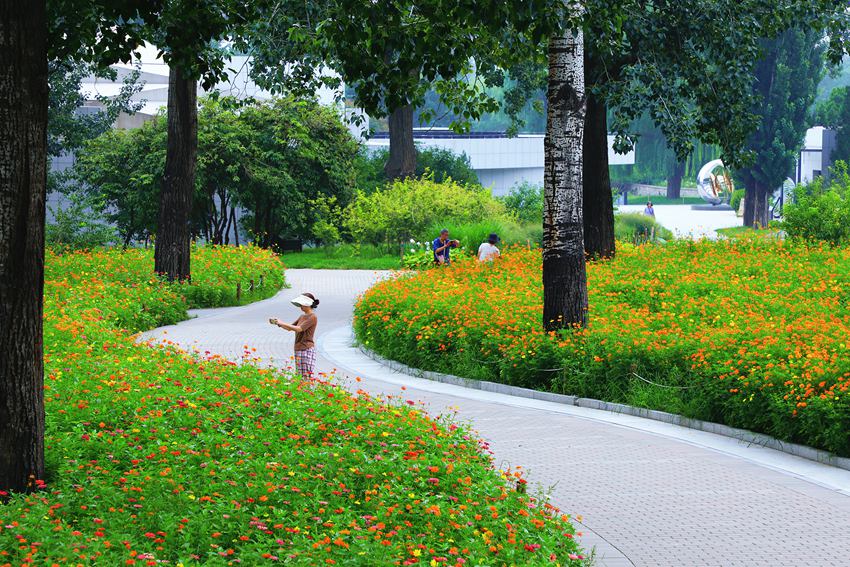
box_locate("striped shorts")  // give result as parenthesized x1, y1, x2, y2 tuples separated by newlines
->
(294, 348, 316, 377)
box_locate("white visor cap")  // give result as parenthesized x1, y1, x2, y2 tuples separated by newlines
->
(291, 294, 315, 307)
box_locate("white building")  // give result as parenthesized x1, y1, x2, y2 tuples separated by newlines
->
(796, 126, 837, 185)
(366, 129, 635, 196)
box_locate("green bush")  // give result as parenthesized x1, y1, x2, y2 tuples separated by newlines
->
(615, 213, 674, 243)
(354, 145, 480, 192)
(46, 190, 117, 250)
(423, 220, 541, 255)
(499, 182, 543, 223)
(783, 161, 850, 245)
(344, 174, 507, 250)
(730, 189, 745, 212)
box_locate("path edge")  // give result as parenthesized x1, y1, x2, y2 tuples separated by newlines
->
(356, 342, 850, 473)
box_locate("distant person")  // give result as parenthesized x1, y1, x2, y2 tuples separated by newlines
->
(269, 292, 319, 378)
(644, 201, 656, 218)
(432, 229, 460, 265)
(478, 233, 501, 262)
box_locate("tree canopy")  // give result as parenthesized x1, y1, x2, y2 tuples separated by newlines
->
(73, 96, 360, 247)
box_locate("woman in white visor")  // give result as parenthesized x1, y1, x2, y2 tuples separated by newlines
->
(270, 292, 320, 377)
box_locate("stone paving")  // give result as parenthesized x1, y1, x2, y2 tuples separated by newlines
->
(141, 269, 850, 567)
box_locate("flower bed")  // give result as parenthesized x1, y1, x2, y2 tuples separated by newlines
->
(355, 240, 850, 457)
(0, 247, 584, 566)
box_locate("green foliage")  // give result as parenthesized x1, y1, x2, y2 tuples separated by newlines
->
(47, 59, 143, 159)
(813, 86, 850, 164)
(309, 195, 343, 250)
(282, 244, 404, 270)
(499, 182, 543, 223)
(344, 175, 507, 249)
(614, 213, 673, 243)
(73, 117, 166, 246)
(730, 189, 746, 212)
(355, 146, 480, 193)
(783, 161, 850, 245)
(46, 191, 117, 250)
(597, 0, 849, 167)
(75, 96, 360, 246)
(738, 28, 826, 194)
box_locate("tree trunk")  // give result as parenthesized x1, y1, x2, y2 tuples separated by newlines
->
(0, 0, 47, 493)
(154, 66, 197, 281)
(754, 181, 770, 228)
(743, 182, 756, 227)
(666, 159, 685, 199)
(543, 24, 588, 331)
(231, 208, 239, 246)
(383, 105, 416, 180)
(582, 88, 615, 259)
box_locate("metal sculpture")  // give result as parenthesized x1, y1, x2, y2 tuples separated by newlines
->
(696, 159, 735, 205)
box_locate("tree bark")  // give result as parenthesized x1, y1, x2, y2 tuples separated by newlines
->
(154, 66, 197, 281)
(0, 0, 47, 493)
(582, 88, 615, 259)
(543, 22, 588, 331)
(754, 181, 769, 228)
(743, 182, 756, 227)
(383, 105, 416, 180)
(666, 159, 685, 199)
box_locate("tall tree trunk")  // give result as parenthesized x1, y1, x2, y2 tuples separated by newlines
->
(231, 208, 239, 246)
(754, 181, 770, 228)
(154, 66, 197, 281)
(543, 23, 588, 331)
(582, 88, 615, 259)
(384, 105, 416, 180)
(743, 183, 756, 227)
(666, 158, 685, 199)
(0, 0, 47, 493)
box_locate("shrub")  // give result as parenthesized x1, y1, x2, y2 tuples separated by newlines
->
(344, 174, 507, 250)
(354, 145, 480, 192)
(783, 161, 850, 245)
(730, 189, 745, 212)
(355, 241, 850, 456)
(46, 190, 117, 250)
(614, 213, 674, 243)
(499, 182, 543, 223)
(309, 194, 343, 251)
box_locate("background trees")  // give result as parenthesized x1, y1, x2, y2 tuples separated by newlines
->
(147, 0, 269, 282)
(75, 96, 360, 249)
(737, 29, 826, 228)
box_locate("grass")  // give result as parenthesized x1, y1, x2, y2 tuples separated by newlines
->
(282, 244, 402, 270)
(355, 241, 850, 457)
(0, 246, 585, 565)
(716, 226, 782, 239)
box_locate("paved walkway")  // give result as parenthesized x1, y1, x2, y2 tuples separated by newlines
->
(141, 269, 850, 567)
(617, 205, 741, 240)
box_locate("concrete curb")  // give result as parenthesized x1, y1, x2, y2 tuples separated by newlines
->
(357, 344, 850, 473)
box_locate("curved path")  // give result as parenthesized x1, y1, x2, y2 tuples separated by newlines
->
(142, 269, 850, 567)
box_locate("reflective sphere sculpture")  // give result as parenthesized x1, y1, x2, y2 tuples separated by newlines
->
(697, 159, 734, 205)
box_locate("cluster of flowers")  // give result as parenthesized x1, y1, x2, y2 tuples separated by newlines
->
(355, 239, 850, 457)
(0, 246, 584, 566)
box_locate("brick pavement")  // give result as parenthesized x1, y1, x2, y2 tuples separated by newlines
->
(140, 269, 850, 567)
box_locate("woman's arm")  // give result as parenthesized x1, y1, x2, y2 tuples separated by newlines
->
(270, 318, 302, 332)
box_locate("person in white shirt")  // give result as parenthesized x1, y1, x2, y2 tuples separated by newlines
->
(477, 233, 501, 262)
